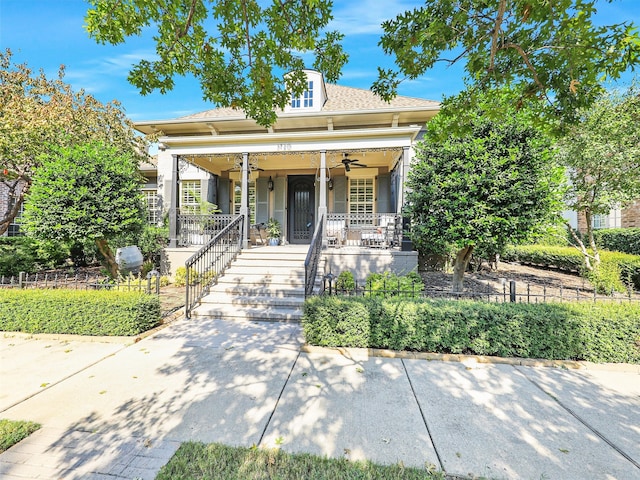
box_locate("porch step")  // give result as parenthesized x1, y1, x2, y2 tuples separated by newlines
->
(190, 245, 322, 322)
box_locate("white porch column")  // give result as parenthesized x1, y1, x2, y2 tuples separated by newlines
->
(400, 146, 413, 251)
(318, 150, 328, 245)
(168, 154, 179, 248)
(241, 152, 249, 248)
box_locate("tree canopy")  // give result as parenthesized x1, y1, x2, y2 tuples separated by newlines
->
(373, 0, 640, 128)
(21, 142, 146, 278)
(407, 98, 563, 291)
(555, 84, 640, 269)
(84, 0, 348, 127)
(84, 1, 639, 129)
(0, 49, 147, 235)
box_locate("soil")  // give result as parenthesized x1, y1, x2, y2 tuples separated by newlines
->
(419, 261, 639, 302)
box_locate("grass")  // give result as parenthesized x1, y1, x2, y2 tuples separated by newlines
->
(0, 419, 41, 453)
(156, 442, 445, 480)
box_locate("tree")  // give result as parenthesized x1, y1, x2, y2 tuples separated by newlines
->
(373, 0, 640, 128)
(84, 0, 348, 127)
(555, 85, 640, 270)
(407, 101, 563, 292)
(0, 49, 148, 235)
(21, 142, 146, 278)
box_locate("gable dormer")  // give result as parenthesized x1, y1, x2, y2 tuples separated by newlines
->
(284, 69, 327, 114)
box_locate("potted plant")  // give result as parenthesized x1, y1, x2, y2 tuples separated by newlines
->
(266, 217, 281, 246)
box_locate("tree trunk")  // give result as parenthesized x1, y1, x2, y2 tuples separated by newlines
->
(452, 245, 474, 293)
(95, 238, 119, 278)
(584, 211, 601, 268)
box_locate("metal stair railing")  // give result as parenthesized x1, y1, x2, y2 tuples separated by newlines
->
(185, 214, 244, 318)
(304, 214, 324, 298)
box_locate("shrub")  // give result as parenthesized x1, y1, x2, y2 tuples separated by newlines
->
(0, 289, 160, 336)
(302, 296, 640, 364)
(335, 271, 355, 293)
(302, 296, 373, 347)
(0, 237, 69, 277)
(364, 271, 424, 297)
(504, 244, 640, 290)
(593, 228, 640, 256)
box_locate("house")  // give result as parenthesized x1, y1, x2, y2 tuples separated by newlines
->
(133, 70, 440, 278)
(575, 201, 640, 232)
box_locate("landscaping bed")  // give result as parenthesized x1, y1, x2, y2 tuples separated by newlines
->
(0, 289, 161, 336)
(302, 296, 640, 364)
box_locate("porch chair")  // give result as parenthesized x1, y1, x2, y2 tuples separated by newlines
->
(361, 216, 395, 248)
(326, 219, 346, 247)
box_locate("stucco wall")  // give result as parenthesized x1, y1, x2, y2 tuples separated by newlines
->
(321, 248, 418, 283)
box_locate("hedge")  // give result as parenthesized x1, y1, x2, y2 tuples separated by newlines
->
(593, 228, 640, 256)
(503, 244, 640, 290)
(302, 296, 640, 364)
(0, 289, 161, 336)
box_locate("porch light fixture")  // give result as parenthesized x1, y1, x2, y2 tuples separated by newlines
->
(268, 176, 274, 191)
(328, 178, 333, 190)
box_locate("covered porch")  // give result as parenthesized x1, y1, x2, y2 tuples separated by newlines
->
(162, 141, 416, 254)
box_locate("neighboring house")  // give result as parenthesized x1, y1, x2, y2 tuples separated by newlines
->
(0, 181, 24, 237)
(574, 201, 640, 233)
(134, 70, 440, 275)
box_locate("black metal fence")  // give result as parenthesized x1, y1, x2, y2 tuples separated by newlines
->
(0, 271, 161, 295)
(322, 277, 639, 303)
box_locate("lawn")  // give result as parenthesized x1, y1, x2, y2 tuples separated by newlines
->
(0, 419, 41, 453)
(156, 442, 445, 480)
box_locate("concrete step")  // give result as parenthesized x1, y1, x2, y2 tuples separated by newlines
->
(190, 245, 324, 323)
(191, 303, 303, 322)
(201, 293, 305, 308)
(221, 266, 306, 276)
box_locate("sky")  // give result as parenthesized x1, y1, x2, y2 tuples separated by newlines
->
(1, 0, 639, 123)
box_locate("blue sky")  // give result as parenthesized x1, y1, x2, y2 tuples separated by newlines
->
(1, 0, 639, 123)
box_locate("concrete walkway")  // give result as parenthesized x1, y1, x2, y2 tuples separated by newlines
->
(0, 317, 639, 480)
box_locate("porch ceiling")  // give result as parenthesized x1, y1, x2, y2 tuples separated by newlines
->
(183, 148, 405, 176)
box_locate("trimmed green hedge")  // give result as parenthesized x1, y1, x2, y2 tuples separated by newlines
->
(594, 228, 640, 256)
(302, 296, 640, 364)
(503, 244, 640, 290)
(0, 289, 161, 336)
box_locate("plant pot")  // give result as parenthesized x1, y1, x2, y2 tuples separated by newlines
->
(269, 238, 280, 246)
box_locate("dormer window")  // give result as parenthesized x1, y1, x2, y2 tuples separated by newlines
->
(291, 80, 314, 109)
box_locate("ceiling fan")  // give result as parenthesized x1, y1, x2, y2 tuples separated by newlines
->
(338, 153, 367, 172)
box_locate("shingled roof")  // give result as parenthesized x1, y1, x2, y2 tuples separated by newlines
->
(179, 83, 439, 120)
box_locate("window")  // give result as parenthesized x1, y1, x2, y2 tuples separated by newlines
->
(290, 80, 314, 109)
(143, 189, 161, 225)
(304, 80, 314, 107)
(233, 181, 256, 224)
(180, 180, 201, 213)
(6, 194, 23, 237)
(592, 208, 621, 230)
(349, 177, 374, 224)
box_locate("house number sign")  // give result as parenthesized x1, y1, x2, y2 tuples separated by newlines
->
(277, 143, 292, 151)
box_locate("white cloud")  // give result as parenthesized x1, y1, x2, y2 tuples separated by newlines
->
(330, 0, 418, 35)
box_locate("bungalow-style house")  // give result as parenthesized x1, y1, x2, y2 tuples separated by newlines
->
(134, 70, 440, 280)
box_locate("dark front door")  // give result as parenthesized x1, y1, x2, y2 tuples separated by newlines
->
(288, 175, 315, 244)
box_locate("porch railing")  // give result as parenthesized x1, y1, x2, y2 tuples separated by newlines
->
(185, 214, 244, 318)
(178, 213, 235, 247)
(304, 214, 324, 298)
(326, 213, 402, 248)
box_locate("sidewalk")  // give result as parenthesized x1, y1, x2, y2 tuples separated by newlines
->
(1, 317, 639, 480)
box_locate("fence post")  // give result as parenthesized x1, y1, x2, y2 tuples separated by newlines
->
(19, 272, 25, 289)
(509, 280, 516, 303)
